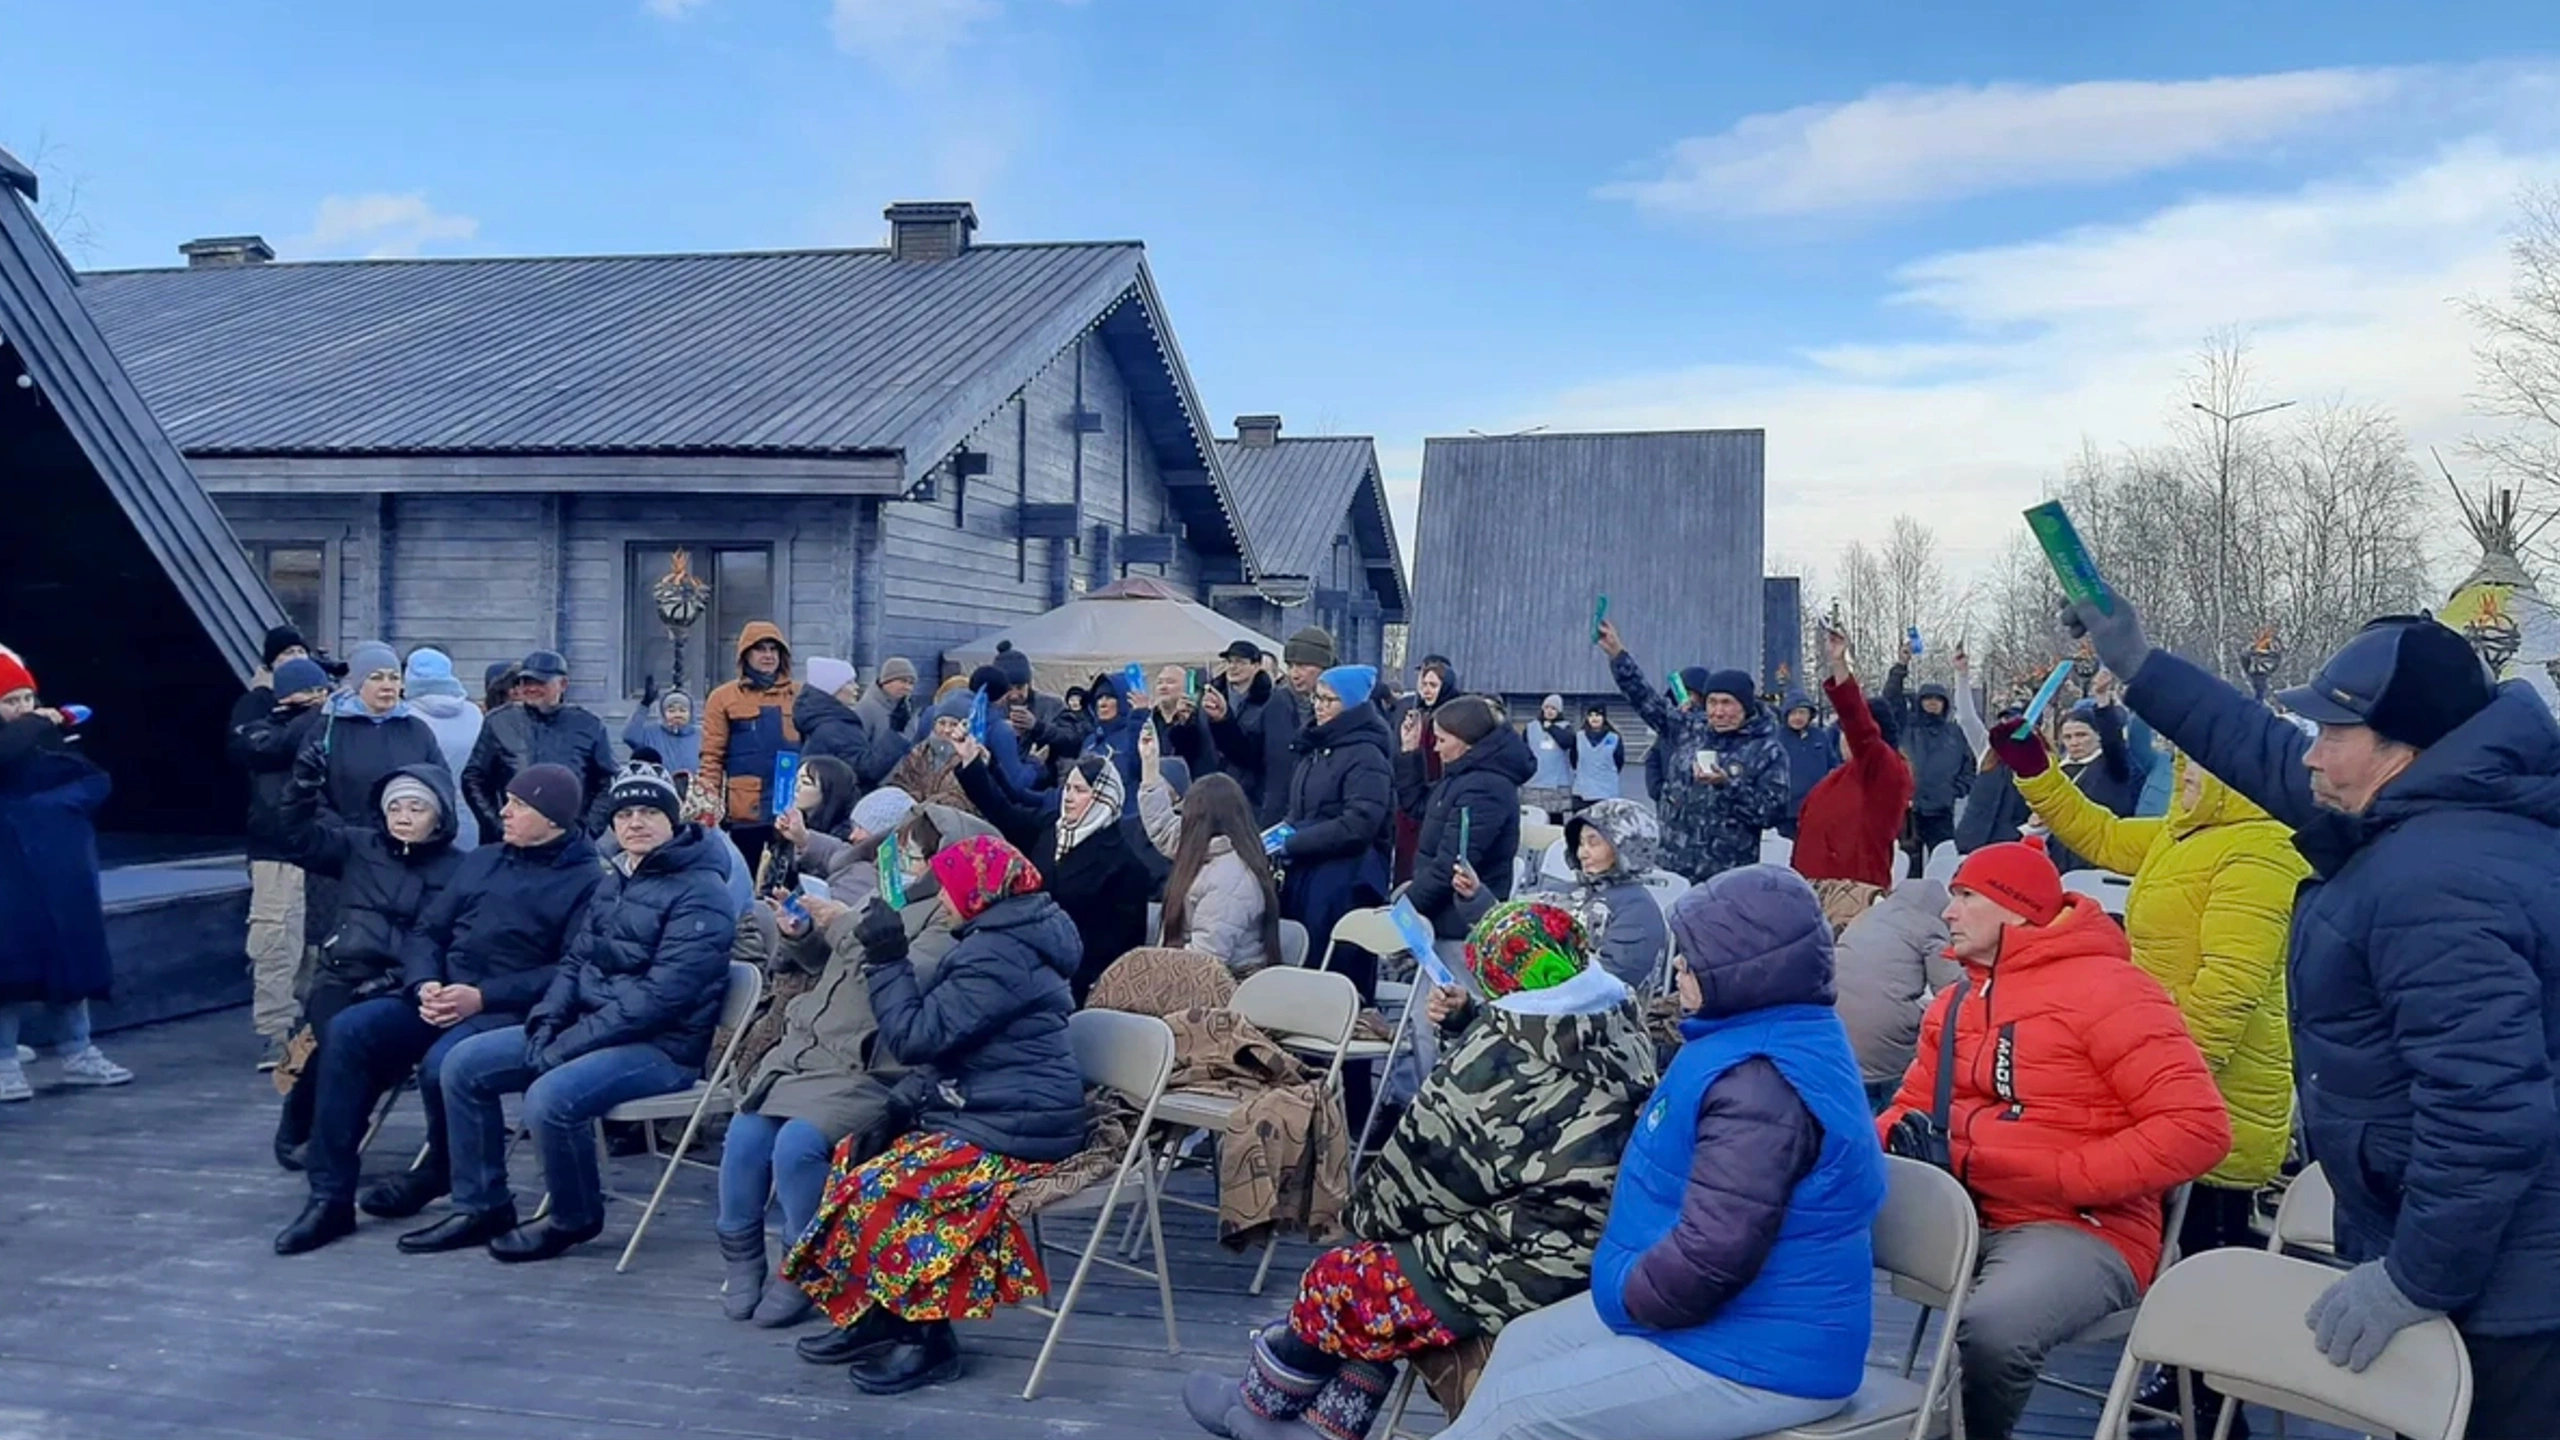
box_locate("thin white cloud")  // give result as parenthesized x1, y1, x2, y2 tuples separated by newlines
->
(643, 0, 709, 17)
(1463, 139, 2560, 585)
(296, 193, 480, 260)
(830, 0, 996, 69)
(1604, 70, 2400, 217)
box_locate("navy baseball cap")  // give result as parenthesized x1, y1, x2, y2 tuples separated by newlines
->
(519, 650, 570, 680)
(2277, 616, 2495, 749)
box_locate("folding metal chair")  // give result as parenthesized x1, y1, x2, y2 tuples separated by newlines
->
(2265, 1162, 2338, 1261)
(2094, 1248, 2471, 1440)
(1135, 965, 1363, 1296)
(2028, 1184, 2191, 1421)
(1278, 919, 1310, 970)
(1312, 906, 1424, 1174)
(2058, 868, 2134, 917)
(1020, 1010, 1179, 1401)
(593, 961, 763, 1272)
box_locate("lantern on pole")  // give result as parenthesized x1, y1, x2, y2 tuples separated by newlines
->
(652, 549, 712, 694)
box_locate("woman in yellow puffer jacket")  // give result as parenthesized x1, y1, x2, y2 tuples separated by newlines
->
(2002, 727, 2302, 1237)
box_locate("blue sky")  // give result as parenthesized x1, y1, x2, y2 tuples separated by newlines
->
(6, 1, 2554, 578)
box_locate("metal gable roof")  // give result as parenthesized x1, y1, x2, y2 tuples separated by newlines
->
(80, 242, 1143, 460)
(79, 235, 1254, 561)
(1214, 434, 1408, 614)
(0, 149, 282, 683)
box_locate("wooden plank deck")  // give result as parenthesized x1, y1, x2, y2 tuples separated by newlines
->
(0, 1011, 2349, 1439)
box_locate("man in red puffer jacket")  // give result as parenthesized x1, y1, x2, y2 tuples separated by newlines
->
(1876, 842, 2231, 1440)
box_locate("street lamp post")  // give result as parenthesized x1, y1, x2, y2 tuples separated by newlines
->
(2192, 398, 2295, 677)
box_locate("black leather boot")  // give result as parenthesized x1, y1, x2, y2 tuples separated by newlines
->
(396, 1202, 519, 1255)
(274, 1199, 358, 1256)
(847, 1318, 962, 1396)
(797, 1308, 901, 1365)
(485, 1216, 605, 1264)
(358, 1168, 450, 1220)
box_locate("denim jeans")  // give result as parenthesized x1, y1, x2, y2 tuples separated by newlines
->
(716, 1110, 835, 1245)
(441, 1025, 693, 1231)
(0, 1000, 92, 1055)
(304, 996, 509, 1207)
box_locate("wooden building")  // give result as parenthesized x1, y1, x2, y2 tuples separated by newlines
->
(1208, 414, 1407, 667)
(1407, 429, 1766, 719)
(1, 146, 284, 837)
(81, 202, 1261, 718)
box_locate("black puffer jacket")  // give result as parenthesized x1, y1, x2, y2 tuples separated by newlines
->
(866, 891, 1087, 1162)
(955, 759, 1158, 1003)
(294, 703, 452, 947)
(1283, 702, 1397, 865)
(1208, 671, 1301, 827)
(1892, 677, 1974, 818)
(1399, 724, 1538, 933)
(794, 687, 871, 773)
(399, 828, 605, 1018)
(283, 762, 466, 999)
(461, 702, 619, 840)
(230, 690, 321, 863)
(527, 823, 735, 1072)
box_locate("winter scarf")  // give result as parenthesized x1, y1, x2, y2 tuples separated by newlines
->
(929, 834, 1044, 924)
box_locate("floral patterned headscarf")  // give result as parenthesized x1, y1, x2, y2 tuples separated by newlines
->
(1464, 900, 1593, 999)
(928, 834, 1044, 925)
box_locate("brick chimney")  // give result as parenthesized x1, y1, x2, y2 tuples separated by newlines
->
(884, 202, 977, 262)
(179, 236, 275, 268)
(1235, 414, 1283, 449)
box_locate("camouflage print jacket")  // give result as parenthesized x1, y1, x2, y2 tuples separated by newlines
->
(1348, 970, 1660, 1337)
(1610, 651, 1790, 883)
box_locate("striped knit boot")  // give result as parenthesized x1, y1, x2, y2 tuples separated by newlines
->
(1304, 1359, 1395, 1440)
(1238, 1324, 1331, 1421)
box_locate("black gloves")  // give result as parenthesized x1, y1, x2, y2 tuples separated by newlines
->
(1883, 1112, 1953, 1170)
(856, 899, 910, 967)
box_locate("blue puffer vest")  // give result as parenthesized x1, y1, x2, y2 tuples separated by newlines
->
(1591, 1005, 1885, 1401)
(1573, 729, 1622, 802)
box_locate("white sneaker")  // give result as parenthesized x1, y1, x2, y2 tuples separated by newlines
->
(12, 1044, 31, 1064)
(0, 1061, 29, 1102)
(56, 1047, 132, 1087)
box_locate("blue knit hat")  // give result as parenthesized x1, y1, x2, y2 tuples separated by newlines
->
(1320, 665, 1378, 709)
(403, 647, 466, 700)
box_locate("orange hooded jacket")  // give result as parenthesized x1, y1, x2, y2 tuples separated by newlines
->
(697, 621, 799, 825)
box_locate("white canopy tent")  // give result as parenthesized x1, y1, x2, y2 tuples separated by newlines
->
(944, 576, 1286, 694)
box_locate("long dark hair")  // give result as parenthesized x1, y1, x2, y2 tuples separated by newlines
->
(801, 754, 859, 837)
(1158, 772, 1282, 964)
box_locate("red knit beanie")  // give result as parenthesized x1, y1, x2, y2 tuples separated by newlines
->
(0, 644, 34, 699)
(1952, 842, 2065, 926)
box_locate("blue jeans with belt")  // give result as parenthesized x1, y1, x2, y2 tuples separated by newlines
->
(440, 1025, 692, 1230)
(717, 1110, 837, 1245)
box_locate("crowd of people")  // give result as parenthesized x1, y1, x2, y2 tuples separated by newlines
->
(4, 574, 2559, 1440)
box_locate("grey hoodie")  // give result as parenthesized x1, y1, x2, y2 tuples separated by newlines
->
(1831, 877, 1959, 1086)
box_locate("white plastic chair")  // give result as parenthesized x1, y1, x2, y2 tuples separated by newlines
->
(1019, 1009, 1180, 1400)
(2093, 1248, 2471, 1440)
(600, 960, 764, 1272)
(2058, 868, 2134, 916)
(1278, 919, 1310, 970)
(1922, 841, 1959, 884)
(1143, 965, 1362, 1295)
(1518, 819, 1565, 864)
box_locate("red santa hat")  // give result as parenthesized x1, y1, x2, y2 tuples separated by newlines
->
(0, 645, 34, 699)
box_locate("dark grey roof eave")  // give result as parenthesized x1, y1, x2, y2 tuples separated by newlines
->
(0, 174, 281, 683)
